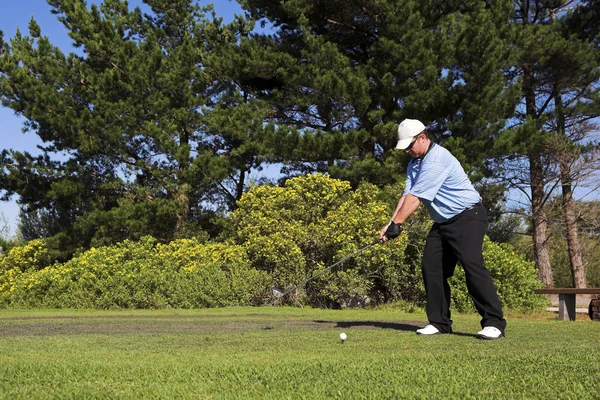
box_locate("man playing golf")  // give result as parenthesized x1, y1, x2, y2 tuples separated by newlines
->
(380, 119, 506, 340)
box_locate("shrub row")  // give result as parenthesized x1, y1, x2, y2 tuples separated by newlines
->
(0, 174, 547, 311)
(0, 237, 269, 309)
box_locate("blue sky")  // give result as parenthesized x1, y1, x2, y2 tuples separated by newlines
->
(0, 0, 246, 234)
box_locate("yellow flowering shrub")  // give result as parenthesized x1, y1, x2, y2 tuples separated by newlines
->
(0, 239, 52, 273)
(0, 239, 54, 305)
(234, 174, 546, 311)
(0, 174, 547, 312)
(233, 173, 410, 307)
(0, 236, 269, 309)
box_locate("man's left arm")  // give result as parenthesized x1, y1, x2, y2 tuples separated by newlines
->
(381, 194, 421, 242)
(391, 193, 421, 224)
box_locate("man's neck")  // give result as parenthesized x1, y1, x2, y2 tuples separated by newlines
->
(418, 139, 434, 159)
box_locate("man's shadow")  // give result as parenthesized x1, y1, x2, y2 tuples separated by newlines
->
(314, 320, 420, 332)
(313, 320, 478, 338)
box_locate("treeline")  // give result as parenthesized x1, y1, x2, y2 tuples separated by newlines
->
(1, 0, 599, 287)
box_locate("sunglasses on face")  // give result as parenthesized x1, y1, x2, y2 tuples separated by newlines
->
(406, 134, 421, 151)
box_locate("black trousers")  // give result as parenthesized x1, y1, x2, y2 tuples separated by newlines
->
(421, 203, 506, 334)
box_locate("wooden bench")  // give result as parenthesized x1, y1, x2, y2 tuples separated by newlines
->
(534, 288, 600, 321)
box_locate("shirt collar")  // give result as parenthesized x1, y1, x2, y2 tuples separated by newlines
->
(418, 141, 436, 160)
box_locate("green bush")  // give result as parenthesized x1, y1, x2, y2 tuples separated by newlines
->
(0, 174, 548, 312)
(449, 237, 548, 312)
(0, 237, 269, 309)
(0, 239, 53, 273)
(234, 174, 547, 311)
(0, 239, 54, 305)
(233, 174, 412, 307)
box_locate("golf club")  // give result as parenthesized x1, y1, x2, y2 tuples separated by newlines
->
(271, 239, 380, 300)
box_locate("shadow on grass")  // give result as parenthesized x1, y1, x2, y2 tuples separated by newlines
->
(313, 320, 479, 338)
(449, 332, 479, 338)
(313, 320, 421, 332)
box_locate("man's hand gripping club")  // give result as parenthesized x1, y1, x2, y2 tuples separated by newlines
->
(381, 221, 402, 242)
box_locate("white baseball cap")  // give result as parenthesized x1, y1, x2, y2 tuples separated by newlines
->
(395, 119, 426, 149)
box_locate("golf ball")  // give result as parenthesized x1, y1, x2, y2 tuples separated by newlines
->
(340, 332, 347, 341)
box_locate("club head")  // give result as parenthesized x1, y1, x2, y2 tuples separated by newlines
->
(271, 287, 285, 298)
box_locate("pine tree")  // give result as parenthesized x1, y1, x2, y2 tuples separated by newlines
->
(0, 0, 268, 253)
(240, 0, 519, 216)
(200, 23, 293, 210)
(240, 1, 599, 295)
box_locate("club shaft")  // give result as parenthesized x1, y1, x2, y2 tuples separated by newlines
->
(279, 240, 379, 297)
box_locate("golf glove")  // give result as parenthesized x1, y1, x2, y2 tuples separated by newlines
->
(385, 222, 402, 239)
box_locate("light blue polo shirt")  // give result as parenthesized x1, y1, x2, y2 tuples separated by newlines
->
(403, 143, 481, 223)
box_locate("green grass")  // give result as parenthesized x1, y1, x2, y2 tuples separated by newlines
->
(0, 307, 598, 399)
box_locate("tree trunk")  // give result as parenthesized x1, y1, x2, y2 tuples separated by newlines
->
(530, 153, 554, 287)
(556, 95, 587, 288)
(561, 181, 587, 287)
(236, 167, 246, 207)
(175, 128, 191, 234)
(174, 183, 190, 234)
(524, 63, 553, 287)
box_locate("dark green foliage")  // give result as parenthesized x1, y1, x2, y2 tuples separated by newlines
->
(443, 0, 520, 177)
(240, 0, 518, 187)
(1, 0, 521, 258)
(0, 1, 279, 258)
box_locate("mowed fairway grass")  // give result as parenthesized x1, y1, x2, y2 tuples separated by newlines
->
(1, 307, 599, 399)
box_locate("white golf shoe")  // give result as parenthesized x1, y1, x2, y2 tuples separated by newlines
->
(477, 326, 504, 340)
(416, 324, 441, 335)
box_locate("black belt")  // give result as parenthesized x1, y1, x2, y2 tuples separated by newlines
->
(438, 202, 483, 225)
(466, 201, 483, 211)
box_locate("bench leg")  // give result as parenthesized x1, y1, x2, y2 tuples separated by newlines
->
(558, 294, 576, 321)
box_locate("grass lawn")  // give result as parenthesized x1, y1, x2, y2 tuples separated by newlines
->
(0, 307, 598, 399)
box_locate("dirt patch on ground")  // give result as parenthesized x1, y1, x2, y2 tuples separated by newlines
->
(0, 313, 280, 321)
(0, 314, 423, 337)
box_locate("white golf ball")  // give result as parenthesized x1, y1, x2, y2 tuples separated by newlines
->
(340, 332, 347, 341)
